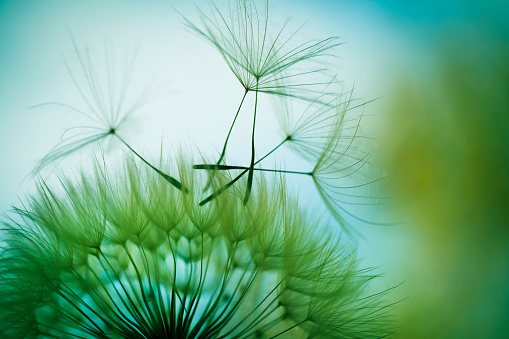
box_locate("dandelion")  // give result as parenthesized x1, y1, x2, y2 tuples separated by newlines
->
(308, 97, 391, 231)
(0, 156, 395, 338)
(196, 93, 388, 232)
(4, 1, 398, 336)
(272, 90, 389, 231)
(275, 84, 363, 160)
(183, 0, 339, 100)
(35, 40, 183, 190)
(183, 0, 340, 202)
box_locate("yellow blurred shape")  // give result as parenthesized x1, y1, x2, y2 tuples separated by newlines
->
(382, 36, 509, 338)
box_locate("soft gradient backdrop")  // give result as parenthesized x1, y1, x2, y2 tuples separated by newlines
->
(1, 1, 508, 337)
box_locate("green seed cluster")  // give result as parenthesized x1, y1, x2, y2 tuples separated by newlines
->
(0, 158, 393, 338)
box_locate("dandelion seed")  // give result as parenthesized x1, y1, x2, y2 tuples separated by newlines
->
(34, 40, 184, 191)
(183, 0, 340, 202)
(275, 84, 362, 161)
(34, 41, 136, 171)
(0, 156, 395, 338)
(309, 98, 392, 232)
(183, 0, 340, 100)
(197, 94, 390, 233)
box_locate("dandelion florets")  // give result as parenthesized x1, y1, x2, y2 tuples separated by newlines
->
(0, 156, 394, 338)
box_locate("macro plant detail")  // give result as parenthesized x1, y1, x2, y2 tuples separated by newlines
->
(183, 0, 342, 205)
(33, 40, 183, 191)
(183, 0, 388, 229)
(0, 0, 396, 338)
(0, 159, 394, 338)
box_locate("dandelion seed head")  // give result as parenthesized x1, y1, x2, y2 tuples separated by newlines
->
(0, 155, 394, 338)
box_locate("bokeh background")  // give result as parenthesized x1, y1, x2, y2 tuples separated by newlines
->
(1, 0, 508, 338)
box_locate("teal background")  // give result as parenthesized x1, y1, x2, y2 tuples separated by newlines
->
(1, 1, 508, 337)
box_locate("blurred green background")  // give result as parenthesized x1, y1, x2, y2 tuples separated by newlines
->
(1, 0, 508, 337)
(381, 30, 509, 339)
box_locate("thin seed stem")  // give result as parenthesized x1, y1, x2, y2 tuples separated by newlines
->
(268, 320, 307, 339)
(122, 242, 161, 334)
(192, 242, 238, 336)
(98, 250, 149, 330)
(243, 79, 259, 205)
(203, 89, 251, 193)
(194, 164, 312, 176)
(217, 89, 249, 164)
(54, 289, 105, 334)
(219, 279, 285, 338)
(71, 267, 139, 332)
(114, 134, 184, 191)
(199, 137, 288, 205)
